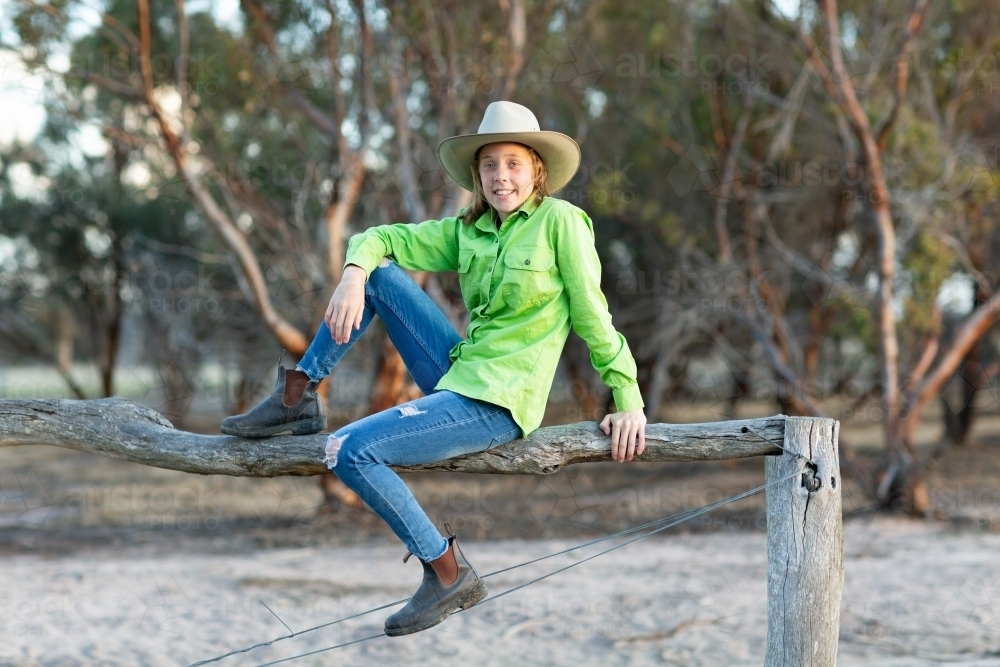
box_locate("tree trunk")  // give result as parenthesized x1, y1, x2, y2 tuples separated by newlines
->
(99, 235, 127, 397)
(942, 341, 983, 446)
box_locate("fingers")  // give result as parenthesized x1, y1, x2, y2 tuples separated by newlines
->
(625, 423, 639, 461)
(325, 284, 342, 336)
(328, 293, 343, 343)
(606, 415, 649, 462)
(324, 297, 335, 333)
(327, 293, 364, 344)
(609, 419, 645, 462)
(335, 300, 351, 344)
(611, 419, 624, 463)
(623, 423, 639, 462)
(622, 422, 636, 461)
(331, 281, 365, 344)
(325, 306, 336, 338)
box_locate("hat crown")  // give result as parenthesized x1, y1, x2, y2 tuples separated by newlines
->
(436, 100, 580, 194)
(477, 101, 540, 135)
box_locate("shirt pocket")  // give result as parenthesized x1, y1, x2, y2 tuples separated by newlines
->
(500, 244, 559, 310)
(457, 248, 479, 311)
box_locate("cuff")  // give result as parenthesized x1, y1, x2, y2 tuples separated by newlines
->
(612, 384, 645, 413)
(343, 232, 387, 284)
(343, 256, 379, 284)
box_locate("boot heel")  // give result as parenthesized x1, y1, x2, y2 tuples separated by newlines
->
(459, 581, 488, 609)
(290, 417, 326, 435)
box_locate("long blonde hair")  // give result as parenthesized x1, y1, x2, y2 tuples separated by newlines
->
(460, 143, 551, 226)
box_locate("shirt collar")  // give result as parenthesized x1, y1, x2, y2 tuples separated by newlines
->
(515, 195, 540, 219)
(474, 195, 541, 233)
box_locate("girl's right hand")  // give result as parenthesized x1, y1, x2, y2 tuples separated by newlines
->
(325, 264, 368, 344)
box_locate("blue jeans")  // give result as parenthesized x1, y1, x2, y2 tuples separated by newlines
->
(296, 259, 523, 562)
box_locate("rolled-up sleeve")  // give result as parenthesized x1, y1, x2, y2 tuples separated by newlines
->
(554, 209, 645, 413)
(344, 216, 461, 282)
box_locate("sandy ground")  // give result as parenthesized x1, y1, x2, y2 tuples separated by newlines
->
(2, 517, 1000, 666)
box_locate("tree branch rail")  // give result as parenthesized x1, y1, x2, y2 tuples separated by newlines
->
(0, 398, 787, 476)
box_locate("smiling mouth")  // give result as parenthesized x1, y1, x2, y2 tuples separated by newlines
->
(493, 189, 515, 197)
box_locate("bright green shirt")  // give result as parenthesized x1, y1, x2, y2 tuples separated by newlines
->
(342, 195, 644, 437)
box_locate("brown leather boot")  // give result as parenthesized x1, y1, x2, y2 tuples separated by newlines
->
(384, 530, 488, 636)
(281, 368, 312, 407)
(429, 541, 459, 585)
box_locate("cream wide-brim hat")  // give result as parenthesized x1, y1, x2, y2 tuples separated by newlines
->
(437, 101, 581, 194)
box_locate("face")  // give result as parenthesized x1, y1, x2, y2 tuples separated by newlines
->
(477, 142, 536, 221)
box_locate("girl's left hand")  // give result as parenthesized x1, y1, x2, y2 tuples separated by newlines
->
(600, 408, 647, 462)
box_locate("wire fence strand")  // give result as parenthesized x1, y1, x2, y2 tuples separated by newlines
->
(186, 468, 802, 667)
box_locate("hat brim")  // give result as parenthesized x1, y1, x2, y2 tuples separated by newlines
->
(437, 131, 581, 194)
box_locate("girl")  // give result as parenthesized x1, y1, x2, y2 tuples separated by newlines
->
(221, 101, 647, 636)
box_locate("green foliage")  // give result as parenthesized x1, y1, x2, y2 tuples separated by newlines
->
(903, 230, 955, 332)
(887, 114, 948, 190)
(2, 0, 998, 420)
(829, 294, 877, 357)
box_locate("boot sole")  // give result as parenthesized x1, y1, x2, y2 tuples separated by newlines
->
(384, 580, 488, 637)
(220, 417, 326, 438)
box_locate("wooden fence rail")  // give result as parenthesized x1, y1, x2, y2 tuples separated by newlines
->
(0, 397, 843, 666)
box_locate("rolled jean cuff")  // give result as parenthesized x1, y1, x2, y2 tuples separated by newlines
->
(427, 537, 449, 562)
(294, 363, 321, 383)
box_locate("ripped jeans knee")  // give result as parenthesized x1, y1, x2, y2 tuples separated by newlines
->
(324, 432, 348, 469)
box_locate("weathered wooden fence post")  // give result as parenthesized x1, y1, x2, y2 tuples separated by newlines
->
(764, 416, 843, 666)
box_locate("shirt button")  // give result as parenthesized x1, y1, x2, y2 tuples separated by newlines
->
(524, 259, 530, 265)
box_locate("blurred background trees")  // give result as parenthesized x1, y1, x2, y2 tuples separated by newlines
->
(1, 0, 998, 515)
